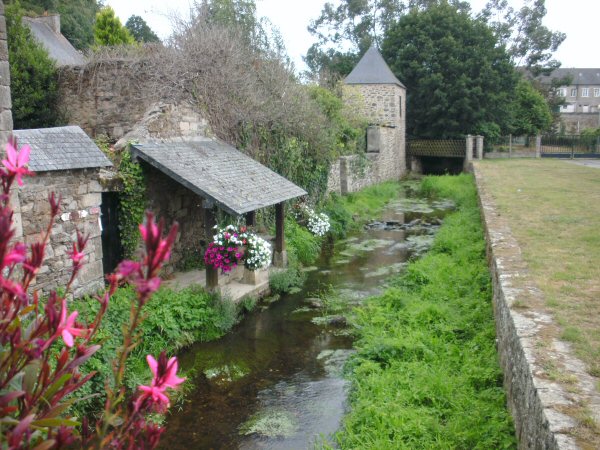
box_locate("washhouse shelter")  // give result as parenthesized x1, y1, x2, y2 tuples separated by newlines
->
(130, 138, 307, 289)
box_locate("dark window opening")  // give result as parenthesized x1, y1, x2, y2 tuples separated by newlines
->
(101, 192, 124, 275)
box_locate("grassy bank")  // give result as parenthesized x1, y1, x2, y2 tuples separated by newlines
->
(476, 160, 600, 379)
(332, 174, 516, 449)
(75, 285, 249, 415)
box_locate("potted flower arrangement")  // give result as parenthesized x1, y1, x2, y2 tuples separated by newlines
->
(204, 225, 245, 274)
(242, 231, 272, 284)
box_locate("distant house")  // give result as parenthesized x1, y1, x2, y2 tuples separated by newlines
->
(22, 15, 86, 67)
(537, 68, 600, 133)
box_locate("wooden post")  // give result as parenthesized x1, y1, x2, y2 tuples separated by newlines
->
(509, 134, 512, 158)
(273, 202, 287, 267)
(245, 210, 256, 228)
(203, 200, 219, 291)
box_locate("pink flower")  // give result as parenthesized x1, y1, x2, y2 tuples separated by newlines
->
(67, 243, 85, 265)
(3, 243, 26, 267)
(2, 140, 32, 186)
(58, 299, 88, 347)
(136, 353, 185, 411)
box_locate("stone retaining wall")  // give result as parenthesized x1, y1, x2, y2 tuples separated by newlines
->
(474, 163, 600, 449)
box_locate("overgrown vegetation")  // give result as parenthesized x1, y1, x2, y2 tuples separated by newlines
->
(332, 174, 516, 449)
(117, 150, 146, 257)
(74, 285, 242, 416)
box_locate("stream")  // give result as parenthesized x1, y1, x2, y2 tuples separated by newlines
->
(161, 181, 454, 449)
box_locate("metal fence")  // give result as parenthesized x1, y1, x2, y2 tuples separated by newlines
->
(407, 139, 466, 158)
(540, 135, 600, 158)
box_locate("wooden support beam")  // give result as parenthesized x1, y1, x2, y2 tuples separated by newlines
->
(203, 204, 218, 290)
(275, 202, 285, 254)
(245, 210, 256, 227)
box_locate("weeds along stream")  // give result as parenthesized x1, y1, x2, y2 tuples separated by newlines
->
(160, 176, 515, 449)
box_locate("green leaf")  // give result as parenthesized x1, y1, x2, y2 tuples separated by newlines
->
(31, 418, 80, 428)
(42, 373, 72, 402)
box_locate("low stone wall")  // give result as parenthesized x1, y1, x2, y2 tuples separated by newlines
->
(474, 164, 600, 449)
(18, 169, 105, 297)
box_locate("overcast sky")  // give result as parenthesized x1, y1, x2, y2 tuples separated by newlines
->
(105, 0, 600, 72)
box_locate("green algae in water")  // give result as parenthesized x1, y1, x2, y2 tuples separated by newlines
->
(239, 410, 298, 437)
(300, 266, 318, 273)
(391, 198, 435, 214)
(364, 262, 408, 278)
(288, 287, 302, 294)
(406, 234, 435, 254)
(203, 363, 249, 384)
(348, 238, 394, 253)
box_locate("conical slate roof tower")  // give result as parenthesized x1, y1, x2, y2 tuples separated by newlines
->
(345, 46, 405, 88)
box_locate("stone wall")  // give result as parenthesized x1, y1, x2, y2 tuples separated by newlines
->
(560, 113, 600, 134)
(18, 169, 105, 297)
(143, 164, 206, 273)
(58, 61, 209, 142)
(474, 163, 600, 449)
(0, 2, 11, 146)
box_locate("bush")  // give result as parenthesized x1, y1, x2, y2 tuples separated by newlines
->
(269, 247, 306, 294)
(6, 2, 62, 128)
(75, 285, 237, 415)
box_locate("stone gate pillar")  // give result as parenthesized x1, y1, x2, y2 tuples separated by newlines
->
(476, 135, 484, 160)
(464, 134, 474, 171)
(535, 134, 542, 158)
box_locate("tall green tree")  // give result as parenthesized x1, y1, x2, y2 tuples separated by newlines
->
(305, 0, 469, 79)
(481, 0, 565, 75)
(6, 2, 61, 129)
(382, 2, 517, 138)
(125, 15, 160, 43)
(94, 6, 135, 46)
(11, 0, 101, 50)
(511, 78, 552, 135)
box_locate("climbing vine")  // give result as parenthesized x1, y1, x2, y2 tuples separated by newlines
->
(118, 148, 146, 258)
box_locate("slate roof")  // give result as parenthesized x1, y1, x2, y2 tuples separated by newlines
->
(23, 17, 86, 67)
(131, 140, 307, 216)
(13, 126, 112, 172)
(536, 68, 600, 86)
(345, 46, 405, 88)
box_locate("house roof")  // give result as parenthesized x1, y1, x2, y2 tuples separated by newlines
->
(345, 46, 405, 88)
(535, 68, 600, 86)
(130, 139, 307, 216)
(23, 16, 86, 67)
(13, 126, 112, 172)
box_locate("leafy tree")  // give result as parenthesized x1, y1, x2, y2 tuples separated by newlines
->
(94, 6, 135, 46)
(305, 0, 469, 79)
(6, 1, 61, 128)
(11, 0, 101, 50)
(511, 78, 552, 135)
(125, 14, 160, 43)
(480, 0, 565, 75)
(382, 2, 517, 138)
(194, 0, 283, 55)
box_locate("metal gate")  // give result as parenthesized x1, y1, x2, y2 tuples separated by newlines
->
(541, 135, 600, 158)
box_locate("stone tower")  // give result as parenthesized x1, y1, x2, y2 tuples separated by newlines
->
(344, 46, 406, 180)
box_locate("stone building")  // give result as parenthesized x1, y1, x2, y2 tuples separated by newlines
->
(328, 47, 407, 194)
(535, 68, 600, 133)
(12, 126, 112, 297)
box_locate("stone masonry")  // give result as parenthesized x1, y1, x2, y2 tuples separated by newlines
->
(474, 163, 600, 449)
(0, 2, 11, 146)
(18, 170, 105, 297)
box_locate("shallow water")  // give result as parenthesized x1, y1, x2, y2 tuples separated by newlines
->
(161, 183, 453, 449)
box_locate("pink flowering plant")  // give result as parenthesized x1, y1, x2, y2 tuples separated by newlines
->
(204, 224, 246, 273)
(0, 137, 184, 449)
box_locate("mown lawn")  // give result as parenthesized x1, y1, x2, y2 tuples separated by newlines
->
(476, 159, 600, 379)
(331, 174, 516, 449)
